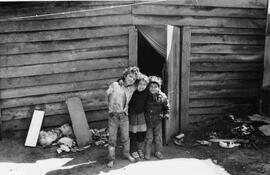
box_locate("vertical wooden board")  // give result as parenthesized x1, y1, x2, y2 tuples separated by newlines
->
(0, 108, 2, 140)
(263, 36, 270, 89)
(165, 25, 180, 143)
(66, 97, 92, 147)
(24, 110, 45, 147)
(181, 27, 191, 132)
(129, 27, 138, 66)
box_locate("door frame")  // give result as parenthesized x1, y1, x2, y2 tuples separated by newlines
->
(128, 25, 191, 143)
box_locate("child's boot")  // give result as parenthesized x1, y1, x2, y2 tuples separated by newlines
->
(154, 151, 164, 160)
(123, 153, 136, 162)
(137, 142, 145, 159)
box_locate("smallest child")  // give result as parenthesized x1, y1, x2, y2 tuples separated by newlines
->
(145, 76, 170, 160)
(128, 73, 149, 161)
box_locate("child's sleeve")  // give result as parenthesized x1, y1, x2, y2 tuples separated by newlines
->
(162, 93, 170, 117)
(106, 82, 117, 95)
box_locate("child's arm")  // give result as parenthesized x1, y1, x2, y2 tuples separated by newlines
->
(162, 93, 170, 120)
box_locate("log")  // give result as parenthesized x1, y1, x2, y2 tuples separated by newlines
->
(190, 72, 262, 81)
(190, 54, 263, 63)
(190, 88, 260, 99)
(0, 26, 131, 44)
(0, 14, 132, 33)
(2, 102, 107, 121)
(2, 109, 109, 131)
(0, 67, 124, 89)
(1, 89, 107, 109)
(0, 35, 128, 55)
(192, 44, 264, 54)
(133, 5, 266, 18)
(191, 34, 265, 45)
(0, 46, 128, 67)
(0, 78, 115, 99)
(190, 79, 261, 90)
(189, 98, 258, 108)
(191, 27, 265, 35)
(190, 62, 263, 72)
(133, 16, 265, 29)
(0, 57, 128, 78)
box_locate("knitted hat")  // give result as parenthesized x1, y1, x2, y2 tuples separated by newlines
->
(149, 76, 162, 87)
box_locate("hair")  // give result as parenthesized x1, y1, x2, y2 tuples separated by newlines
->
(122, 66, 140, 78)
(149, 76, 162, 87)
(136, 73, 149, 85)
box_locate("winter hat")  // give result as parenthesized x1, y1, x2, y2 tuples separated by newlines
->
(149, 76, 162, 87)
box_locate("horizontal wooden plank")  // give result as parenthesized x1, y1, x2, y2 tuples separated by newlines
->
(190, 54, 264, 63)
(2, 101, 107, 121)
(0, 46, 128, 67)
(1, 78, 115, 99)
(1, 88, 107, 109)
(191, 27, 265, 35)
(190, 88, 260, 99)
(190, 79, 261, 90)
(191, 44, 264, 54)
(2, 109, 109, 131)
(0, 14, 132, 33)
(0, 35, 128, 55)
(154, 0, 267, 8)
(133, 5, 266, 18)
(0, 57, 128, 78)
(191, 62, 263, 71)
(133, 16, 265, 29)
(0, 26, 131, 44)
(1, 5, 131, 21)
(191, 34, 265, 45)
(190, 72, 262, 81)
(0, 67, 124, 89)
(189, 98, 258, 108)
(189, 104, 256, 115)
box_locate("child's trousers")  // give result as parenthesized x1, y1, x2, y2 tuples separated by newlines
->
(108, 112, 130, 161)
(129, 132, 146, 153)
(145, 122, 163, 155)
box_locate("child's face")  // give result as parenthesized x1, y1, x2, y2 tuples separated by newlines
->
(124, 73, 136, 86)
(137, 80, 147, 92)
(149, 83, 159, 94)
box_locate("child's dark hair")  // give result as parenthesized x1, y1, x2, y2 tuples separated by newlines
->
(149, 76, 162, 87)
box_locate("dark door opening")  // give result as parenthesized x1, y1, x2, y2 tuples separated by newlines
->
(137, 31, 166, 91)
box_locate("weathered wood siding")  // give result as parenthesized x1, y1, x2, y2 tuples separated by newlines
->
(132, 0, 267, 129)
(0, 0, 267, 136)
(0, 2, 133, 137)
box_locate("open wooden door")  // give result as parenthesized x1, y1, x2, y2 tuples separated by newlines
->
(165, 25, 180, 144)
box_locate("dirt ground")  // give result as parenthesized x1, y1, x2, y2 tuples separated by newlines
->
(0, 133, 269, 175)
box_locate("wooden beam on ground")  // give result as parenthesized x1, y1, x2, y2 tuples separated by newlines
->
(180, 27, 191, 132)
(66, 97, 92, 147)
(24, 110, 45, 147)
(129, 27, 138, 66)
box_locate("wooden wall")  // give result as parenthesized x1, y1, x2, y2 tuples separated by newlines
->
(132, 0, 267, 129)
(0, 2, 134, 137)
(0, 0, 267, 136)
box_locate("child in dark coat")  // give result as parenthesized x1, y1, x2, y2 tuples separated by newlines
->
(145, 76, 170, 160)
(128, 73, 149, 161)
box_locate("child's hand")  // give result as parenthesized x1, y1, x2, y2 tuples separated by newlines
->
(160, 114, 169, 120)
(118, 79, 124, 86)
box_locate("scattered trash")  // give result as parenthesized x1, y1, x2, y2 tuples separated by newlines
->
(258, 125, 270, 136)
(90, 128, 109, 147)
(38, 129, 62, 147)
(248, 114, 270, 124)
(218, 140, 240, 149)
(196, 140, 212, 146)
(174, 133, 184, 146)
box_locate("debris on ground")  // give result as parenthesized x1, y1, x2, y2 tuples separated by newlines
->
(196, 140, 212, 146)
(190, 114, 270, 149)
(90, 128, 109, 147)
(173, 133, 184, 146)
(258, 125, 270, 136)
(37, 124, 108, 153)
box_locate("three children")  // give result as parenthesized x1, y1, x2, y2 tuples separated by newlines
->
(106, 66, 169, 167)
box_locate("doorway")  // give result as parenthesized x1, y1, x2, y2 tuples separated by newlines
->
(137, 30, 166, 92)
